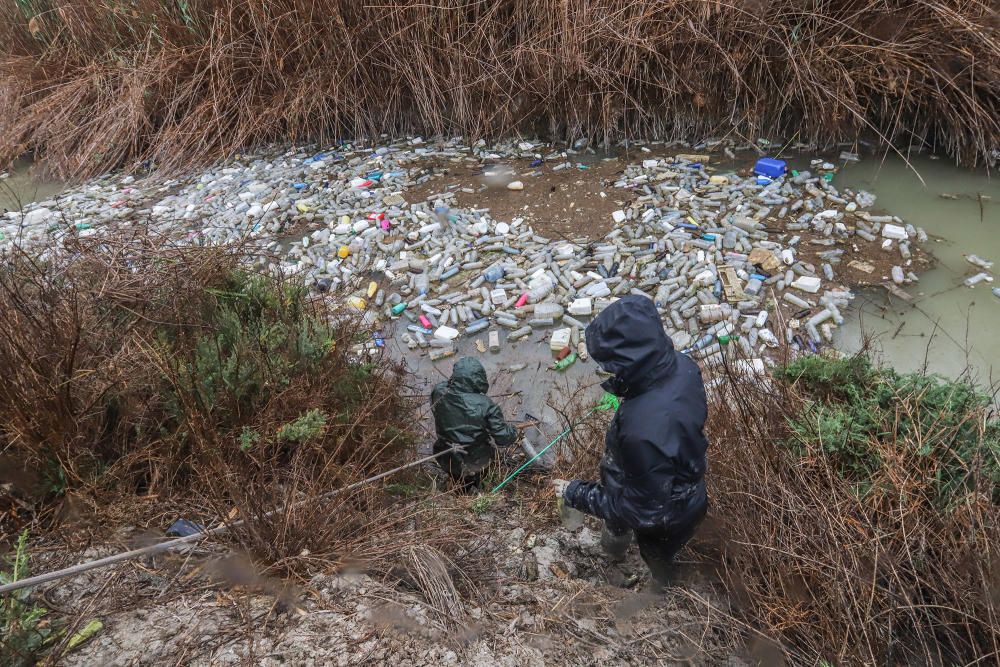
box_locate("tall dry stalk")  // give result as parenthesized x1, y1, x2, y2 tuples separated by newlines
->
(0, 0, 996, 179)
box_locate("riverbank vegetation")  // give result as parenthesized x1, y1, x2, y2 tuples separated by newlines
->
(707, 354, 999, 664)
(2, 0, 997, 179)
(0, 234, 453, 574)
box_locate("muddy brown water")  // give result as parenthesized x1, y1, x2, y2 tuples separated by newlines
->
(0, 159, 64, 214)
(832, 154, 999, 388)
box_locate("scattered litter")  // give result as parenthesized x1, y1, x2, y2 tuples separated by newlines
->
(848, 259, 875, 274)
(167, 519, 205, 538)
(0, 139, 933, 366)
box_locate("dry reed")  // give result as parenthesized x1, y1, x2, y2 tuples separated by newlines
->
(0, 0, 997, 180)
(704, 352, 1000, 664)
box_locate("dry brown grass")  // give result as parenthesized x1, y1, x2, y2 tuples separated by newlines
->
(704, 353, 1000, 664)
(0, 230, 456, 576)
(1, 0, 997, 180)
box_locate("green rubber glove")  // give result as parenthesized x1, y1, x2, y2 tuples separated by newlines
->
(596, 391, 621, 412)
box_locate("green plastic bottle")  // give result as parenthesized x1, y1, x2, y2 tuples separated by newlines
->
(552, 352, 577, 371)
(391, 302, 407, 315)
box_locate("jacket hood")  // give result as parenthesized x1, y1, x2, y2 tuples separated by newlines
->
(585, 295, 677, 397)
(449, 357, 489, 394)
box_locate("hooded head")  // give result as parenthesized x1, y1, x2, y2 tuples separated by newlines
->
(585, 295, 677, 397)
(448, 357, 489, 394)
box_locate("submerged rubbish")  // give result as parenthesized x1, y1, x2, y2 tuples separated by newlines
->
(1, 137, 931, 367)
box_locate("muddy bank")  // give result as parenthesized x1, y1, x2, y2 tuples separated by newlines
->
(42, 495, 742, 666)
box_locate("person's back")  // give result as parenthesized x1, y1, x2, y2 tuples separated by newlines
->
(559, 295, 709, 584)
(431, 357, 516, 488)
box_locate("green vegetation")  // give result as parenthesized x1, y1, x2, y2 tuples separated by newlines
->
(168, 272, 334, 427)
(0, 238, 418, 571)
(239, 426, 261, 452)
(278, 409, 327, 444)
(469, 493, 499, 516)
(708, 353, 1000, 664)
(776, 355, 1000, 505)
(1, 532, 55, 667)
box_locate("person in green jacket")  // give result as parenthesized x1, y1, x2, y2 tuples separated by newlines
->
(431, 357, 518, 490)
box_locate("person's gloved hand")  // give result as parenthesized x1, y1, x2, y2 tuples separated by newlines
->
(553, 479, 585, 528)
(596, 391, 621, 412)
(449, 443, 468, 455)
(551, 478, 570, 498)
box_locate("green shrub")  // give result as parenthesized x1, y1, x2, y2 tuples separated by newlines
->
(0, 239, 415, 499)
(167, 271, 333, 423)
(777, 354, 1000, 505)
(278, 409, 327, 443)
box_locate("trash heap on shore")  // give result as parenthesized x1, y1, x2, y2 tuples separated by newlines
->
(2, 138, 937, 370)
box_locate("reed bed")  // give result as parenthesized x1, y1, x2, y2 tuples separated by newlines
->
(1, 0, 997, 179)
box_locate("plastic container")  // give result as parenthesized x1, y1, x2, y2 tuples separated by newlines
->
(587, 282, 611, 298)
(414, 273, 429, 296)
(433, 325, 460, 341)
(967, 254, 994, 270)
(428, 346, 455, 361)
(698, 304, 728, 323)
(965, 272, 993, 287)
(568, 298, 593, 316)
(753, 157, 787, 179)
(528, 285, 554, 303)
(791, 275, 822, 294)
(406, 324, 432, 335)
(534, 303, 564, 320)
(552, 352, 577, 371)
(881, 223, 907, 240)
(550, 328, 571, 352)
(484, 266, 505, 283)
(509, 326, 532, 341)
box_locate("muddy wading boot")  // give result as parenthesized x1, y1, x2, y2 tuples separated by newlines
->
(600, 523, 632, 562)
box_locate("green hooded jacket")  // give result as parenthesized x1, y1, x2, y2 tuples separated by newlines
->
(431, 357, 517, 470)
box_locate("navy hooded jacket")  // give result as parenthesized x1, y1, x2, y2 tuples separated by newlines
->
(564, 295, 709, 531)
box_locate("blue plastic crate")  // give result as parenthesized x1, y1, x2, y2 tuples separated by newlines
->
(754, 157, 787, 179)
